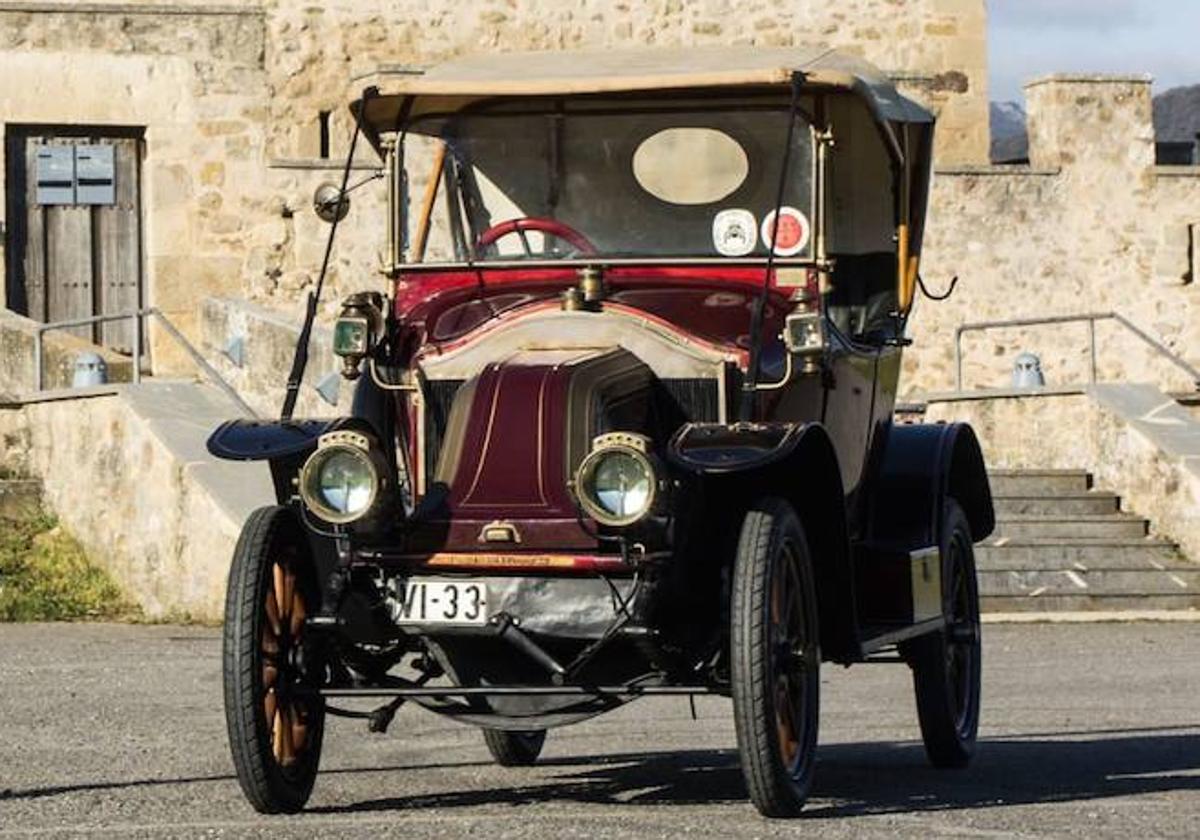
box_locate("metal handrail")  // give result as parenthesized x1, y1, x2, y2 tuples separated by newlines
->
(954, 311, 1200, 392)
(33, 307, 256, 417)
(34, 309, 146, 389)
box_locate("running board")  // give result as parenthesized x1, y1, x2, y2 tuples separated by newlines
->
(858, 616, 945, 656)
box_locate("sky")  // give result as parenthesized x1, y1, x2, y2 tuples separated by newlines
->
(989, 0, 1200, 103)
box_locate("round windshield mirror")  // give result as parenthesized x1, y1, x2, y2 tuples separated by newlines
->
(633, 128, 749, 205)
(313, 182, 350, 223)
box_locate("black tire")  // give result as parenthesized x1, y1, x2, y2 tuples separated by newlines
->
(482, 728, 547, 767)
(730, 497, 821, 818)
(907, 498, 982, 768)
(223, 505, 326, 813)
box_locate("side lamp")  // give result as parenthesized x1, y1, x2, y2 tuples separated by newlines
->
(333, 291, 385, 380)
(782, 305, 826, 375)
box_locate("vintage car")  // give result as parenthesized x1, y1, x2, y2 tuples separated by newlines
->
(208, 46, 994, 818)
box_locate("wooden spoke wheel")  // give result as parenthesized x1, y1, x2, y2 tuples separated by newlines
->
(223, 506, 325, 813)
(906, 498, 982, 768)
(731, 497, 820, 818)
(482, 728, 547, 767)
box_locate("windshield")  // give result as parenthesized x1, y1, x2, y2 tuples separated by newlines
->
(402, 98, 816, 264)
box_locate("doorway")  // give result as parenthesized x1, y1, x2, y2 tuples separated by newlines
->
(4, 125, 144, 354)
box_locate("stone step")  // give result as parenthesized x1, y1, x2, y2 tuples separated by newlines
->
(982, 594, 1200, 612)
(988, 469, 1091, 496)
(992, 514, 1148, 540)
(979, 568, 1200, 597)
(992, 492, 1120, 516)
(0, 478, 42, 519)
(975, 539, 1185, 570)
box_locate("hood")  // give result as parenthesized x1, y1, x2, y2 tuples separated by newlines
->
(430, 347, 656, 519)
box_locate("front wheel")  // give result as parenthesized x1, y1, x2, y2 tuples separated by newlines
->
(223, 506, 326, 813)
(730, 497, 821, 818)
(482, 729, 547, 766)
(906, 498, 982, 768)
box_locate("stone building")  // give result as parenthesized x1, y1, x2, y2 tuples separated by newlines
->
(0, 0, 988, 388)
(1, 0, 1197, 398)
(4, 1, 1200, 620)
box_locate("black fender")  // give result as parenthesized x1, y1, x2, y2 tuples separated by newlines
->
(206, 418, 342, 462)
(208, 416, 366, 504)
(668, 422, 858, 664)
(207, 372, 396, 505)
(206, 374, 395, 463)
(867, 422, 995, 551)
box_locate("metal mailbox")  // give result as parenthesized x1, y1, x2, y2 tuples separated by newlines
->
(74, 144, 116, 205)
(33, 143, 116, 206)
(34, 145, 75, 205)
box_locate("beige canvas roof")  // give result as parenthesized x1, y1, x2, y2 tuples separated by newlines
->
(353, 45, 934, 130)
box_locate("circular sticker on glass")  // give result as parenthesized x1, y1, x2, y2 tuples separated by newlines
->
(760, 207, 811, 257)
(712, 209, 757, 257)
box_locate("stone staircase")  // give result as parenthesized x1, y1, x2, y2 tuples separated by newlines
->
(977, 469, 1200, 613)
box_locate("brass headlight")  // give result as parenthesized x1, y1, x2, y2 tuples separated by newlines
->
(298, 431, 384, 524)
(574, 432, 659, 527)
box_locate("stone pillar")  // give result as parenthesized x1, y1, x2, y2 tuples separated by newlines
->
(1024, 74, 1155, 173)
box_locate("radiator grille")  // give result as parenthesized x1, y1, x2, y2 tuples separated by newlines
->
(659, 378, 720, 424)
(424, 378, 463, 481)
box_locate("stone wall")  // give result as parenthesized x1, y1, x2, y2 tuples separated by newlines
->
(0, 3, 271, 374)
(907, 76, 1200, 397)
(199, 294, 351, 419)
(263, 0, 988, 164)
(0, 381, 273, 620)
(1, 1, 988, 380)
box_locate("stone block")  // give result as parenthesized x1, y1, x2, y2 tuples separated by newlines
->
(1025, 75, 1155, 172)
(1154, 224, 1192, 286)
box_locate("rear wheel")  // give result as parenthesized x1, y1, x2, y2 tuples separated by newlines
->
(730, 497, 820, 818)
(223, 506, 325, 813)
(482, 729, 547, 766)
(906, 498, 982, 768)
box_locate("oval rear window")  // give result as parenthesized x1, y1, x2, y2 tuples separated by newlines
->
(632, 128, 749, 206)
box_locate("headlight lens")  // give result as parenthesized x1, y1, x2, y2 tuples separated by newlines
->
(576, 442, 657, 527)
(299, 443, 379, 524)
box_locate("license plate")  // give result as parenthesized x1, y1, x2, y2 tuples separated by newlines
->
(394, 578, 489, 626)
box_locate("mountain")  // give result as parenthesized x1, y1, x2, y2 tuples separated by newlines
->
(989, 100, 1028, 163)
(989, 85, 1200, 164)
(1152, 84, 1200, 143)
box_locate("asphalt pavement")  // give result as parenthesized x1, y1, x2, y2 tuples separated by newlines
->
(0, 622, 1197, 838)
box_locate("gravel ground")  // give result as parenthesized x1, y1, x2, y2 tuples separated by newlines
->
(0, 623, 1197, 838)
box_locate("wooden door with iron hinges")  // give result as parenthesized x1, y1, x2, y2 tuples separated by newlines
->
(4, 127, 143, 354)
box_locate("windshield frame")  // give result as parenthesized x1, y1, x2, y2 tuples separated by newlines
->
(389, 92, 824, 272)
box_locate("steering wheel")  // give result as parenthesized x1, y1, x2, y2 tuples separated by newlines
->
(475, 217, 597, 258)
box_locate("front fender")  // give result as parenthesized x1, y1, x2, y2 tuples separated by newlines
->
(668, 422, 859, 664)
(206, 418, 342, 462)
(667, 421, 811, 474)
(208, 416, 382, 506)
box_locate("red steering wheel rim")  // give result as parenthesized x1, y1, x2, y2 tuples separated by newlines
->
(476, 217, 597, 256)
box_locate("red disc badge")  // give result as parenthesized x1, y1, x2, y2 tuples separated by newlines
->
(760, 207, 810, 257)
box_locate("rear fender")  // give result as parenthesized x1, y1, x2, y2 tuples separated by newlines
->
(668, 422, 858, 664)
(868, 422, 995, 550)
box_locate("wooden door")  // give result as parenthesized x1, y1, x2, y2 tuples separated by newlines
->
(4, 128, 143, 353)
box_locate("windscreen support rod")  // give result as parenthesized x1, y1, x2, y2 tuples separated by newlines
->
(280, 86, 378, 421)
(738, 72, 804, 423)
